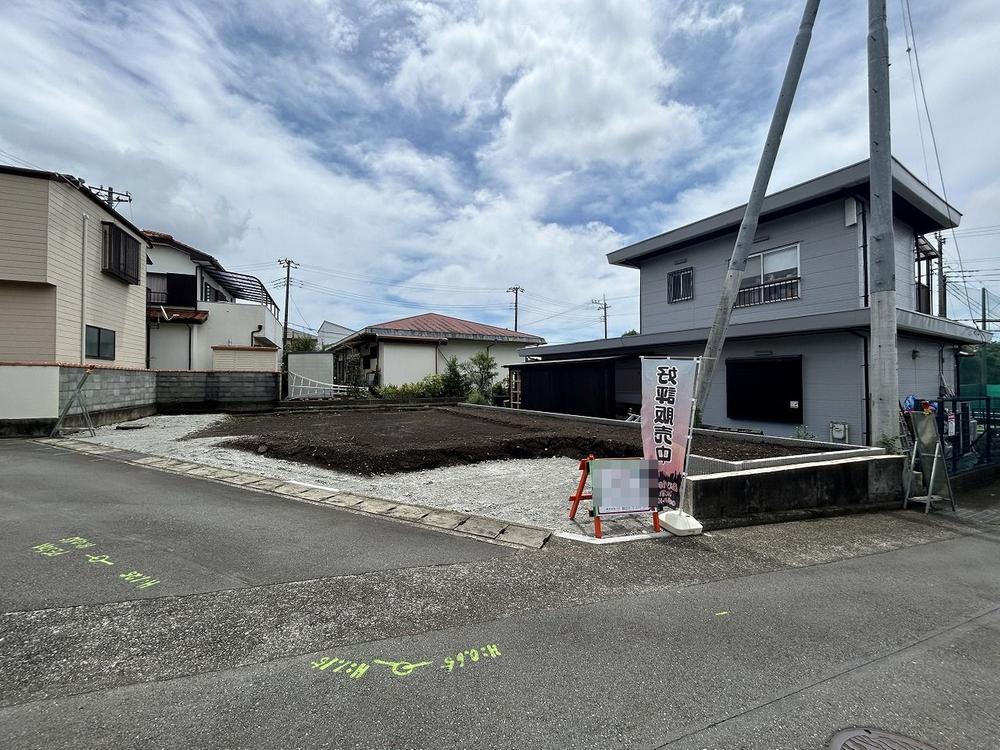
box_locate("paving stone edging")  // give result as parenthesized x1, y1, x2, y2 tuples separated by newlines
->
(32, 438, 551, 550)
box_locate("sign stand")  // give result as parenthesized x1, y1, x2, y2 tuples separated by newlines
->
(902, 411, 956, 513)
(568, 456, 662, 539)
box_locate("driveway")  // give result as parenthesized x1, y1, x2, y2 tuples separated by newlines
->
(2, 439, 999, 749)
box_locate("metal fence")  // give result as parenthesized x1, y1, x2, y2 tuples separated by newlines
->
(923, 397, 999, 476)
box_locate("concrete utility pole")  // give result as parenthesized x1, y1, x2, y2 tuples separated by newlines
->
(278, 258, 298, 349)
(507, 285, 524, 331)
(866, 0, 900, 446)
(694, 0, 821, 410)
(592, 294, 610, 338)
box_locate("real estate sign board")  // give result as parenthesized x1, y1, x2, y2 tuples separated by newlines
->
(639, 357, 700, 509)
(590, 458, 660, 516)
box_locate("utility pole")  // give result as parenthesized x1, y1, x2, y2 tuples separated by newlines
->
(507, 285, 524, 331)
(90, 185, 132, 209)
(867, 0, 900, 446)
(592, 294, 610, 338)
(694, 0, 821, 410)
(936, 233, 947, 318)
(278, 258, 298, 349)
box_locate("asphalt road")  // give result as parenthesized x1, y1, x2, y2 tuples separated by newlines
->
(2, 440, 999, 749)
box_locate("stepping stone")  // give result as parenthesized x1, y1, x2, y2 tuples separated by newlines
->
(323, 494, 363, 508)
(224, 473, 268, 486)
(274, 483, 312, 496)
(133, 456, 168, 465)
(299, 488, 340, 501)
(356, 498, 397, 514)
(457, 517, 507, 539)
(386, 504, 431, 521)
(421, 510, 469, 530)
(246, 478, 285, 491)
(498, 525, 550, 549)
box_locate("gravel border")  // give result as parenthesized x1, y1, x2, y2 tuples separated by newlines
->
(77, 415, 655, 537)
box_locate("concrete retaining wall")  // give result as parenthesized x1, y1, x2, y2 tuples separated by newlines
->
(157, 371, 279, 413)
(686, 454, 905, 527)
(0, 363, 280, 436)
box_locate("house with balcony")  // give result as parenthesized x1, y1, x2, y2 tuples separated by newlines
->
(508, 159, 991, 445)
(0, 165, 150, 367)
(144, 231, 282, 371)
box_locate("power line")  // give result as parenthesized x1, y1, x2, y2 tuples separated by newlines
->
(898, 0, 931, 183)
(902, 0, 977, 327)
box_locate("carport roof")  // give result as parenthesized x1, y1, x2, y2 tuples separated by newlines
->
(517, 308, 989, 359)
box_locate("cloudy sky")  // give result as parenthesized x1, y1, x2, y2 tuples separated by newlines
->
(2, 0, 997, 342)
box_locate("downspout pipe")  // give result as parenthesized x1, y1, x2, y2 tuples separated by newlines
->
(849, 330, 872, 445)
(80, 214, 88, 362)
(250, 324, 263, 346)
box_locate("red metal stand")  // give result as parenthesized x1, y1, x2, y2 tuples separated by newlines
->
(568, 454, 595, 520)
(569, 454, 665, 540)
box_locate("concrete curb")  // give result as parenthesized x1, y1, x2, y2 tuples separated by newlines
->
(35, 438, 553, 550)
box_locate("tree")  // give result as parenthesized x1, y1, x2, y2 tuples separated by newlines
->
(441, 355, 469, 398)
(622, 329, 638, 336)
(286, 336, 317, 353)
(461, 350, 498, 397)
(342, 350, 367, 388)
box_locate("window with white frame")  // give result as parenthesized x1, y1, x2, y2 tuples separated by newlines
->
(736, 244, 800, 307)
(667, 267, 694, 303)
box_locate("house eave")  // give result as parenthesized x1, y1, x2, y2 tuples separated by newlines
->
(609, 158, 962, 268)
(518, 308, 987, 358)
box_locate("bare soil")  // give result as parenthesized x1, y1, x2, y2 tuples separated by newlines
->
(188, 406, 832, 476)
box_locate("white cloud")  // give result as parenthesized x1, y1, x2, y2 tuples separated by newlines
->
(0, 0, 997, 342)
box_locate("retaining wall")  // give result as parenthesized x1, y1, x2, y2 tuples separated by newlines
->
(0, 363, 280, 436)
(686, 455, 905, 528)
(157, 371, 280, 413)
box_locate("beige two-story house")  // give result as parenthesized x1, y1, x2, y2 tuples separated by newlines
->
(0, 165, 150, 367)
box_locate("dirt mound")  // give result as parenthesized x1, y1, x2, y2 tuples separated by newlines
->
(191, 406, 827, 475)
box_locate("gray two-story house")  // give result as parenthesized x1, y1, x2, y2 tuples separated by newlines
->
(509, 159, 990, 445)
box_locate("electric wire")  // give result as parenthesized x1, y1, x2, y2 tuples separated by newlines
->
(902, 0, 977, 326)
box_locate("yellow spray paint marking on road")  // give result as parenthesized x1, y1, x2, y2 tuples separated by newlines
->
(30, 535, 162, 590)
(715, 611, 730, 616)
(310, 644, 502, 681)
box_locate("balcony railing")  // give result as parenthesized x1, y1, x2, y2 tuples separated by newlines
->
(146, 290, 168, 305)
(735, 277, 800, 308)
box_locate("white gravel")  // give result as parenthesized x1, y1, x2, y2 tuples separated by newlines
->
(78, 414, 618, 535)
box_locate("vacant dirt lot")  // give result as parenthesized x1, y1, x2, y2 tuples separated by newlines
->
(189, 406, 829, 475)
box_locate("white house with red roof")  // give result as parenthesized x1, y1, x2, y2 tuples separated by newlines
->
(329, 313, 545, 387)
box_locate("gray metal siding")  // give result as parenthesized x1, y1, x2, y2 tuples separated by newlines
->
(640, 201, 862, 334)
(893, 217, 916, 310)
(613, 333, 867, 443)
(897, 335, 956, 400)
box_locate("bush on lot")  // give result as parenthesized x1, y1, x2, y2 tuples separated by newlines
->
(465, 389, 488, 405)
(461, 350, 498, 399)
(441, 356, 470, 398)
(375, 374, 446, 400)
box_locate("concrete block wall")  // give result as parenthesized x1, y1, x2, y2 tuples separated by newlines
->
(157, 371, 279, 412)
(59, 366, 157, 427)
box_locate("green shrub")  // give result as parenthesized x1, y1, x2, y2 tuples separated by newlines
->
(442, 356, 470, 398)
(460, 350, 498, 398)
(465, 389, 488, 405)
(373, 374, 446, 401)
